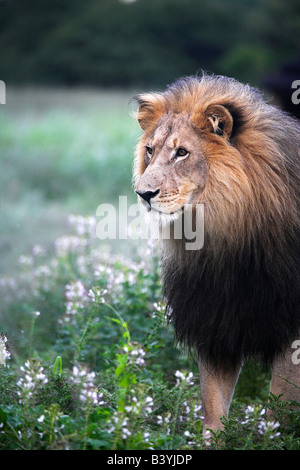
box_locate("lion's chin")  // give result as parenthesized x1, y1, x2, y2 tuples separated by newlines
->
(151, 206, 183, 216)
(141, 201, 183, 217)
(145, 206, 183, 228)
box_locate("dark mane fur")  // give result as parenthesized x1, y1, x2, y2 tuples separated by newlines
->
(162, 227, 300, 371)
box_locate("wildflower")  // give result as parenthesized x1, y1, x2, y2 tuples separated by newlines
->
(65, 280, 90, 315)
(88, 289, 96, 302)
(0, 334, 10, 365)
(156, 413, 171, 434)
(68, 214, 97, 238)
(241, 404, 267, 425)
(144, 396, 154, 414)
(175, 370, 194, 386)
(246, 405, 255, 414)
(124, 343, 146, 367)
(70, 364, 106, 407)
(258, 419, 280, 438)
(55, 235, 87, 257)
(108, 414, 133, 440)
(88, 287, 107, 304)
(157, 415, 163, 424)
(194, 404, 204, 420)
(183, 401, 190, 414)
(185, 431, 196, 446)
(203, 429, 212, 446)
(121, 419, 132, 439)
(17, 361, 48, 403)
(19, 255, 34, 266)
(151, 301, 166, 318)
(34, 265, 51, 278)
(32, 244, 46, 257)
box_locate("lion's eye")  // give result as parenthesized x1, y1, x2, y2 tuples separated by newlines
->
(146, 146, 153, 158)
(175, 147, 189, 158)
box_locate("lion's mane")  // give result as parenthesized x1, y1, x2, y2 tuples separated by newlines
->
(134, 74, 300, 371)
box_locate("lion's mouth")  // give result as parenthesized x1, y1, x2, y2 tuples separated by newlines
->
(138, 194, 185, 216)
(148, 205, 184, 216)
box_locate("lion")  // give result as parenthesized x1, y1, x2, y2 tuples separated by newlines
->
(132, 73, 300, 435)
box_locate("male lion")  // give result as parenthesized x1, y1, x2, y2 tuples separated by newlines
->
(132, 74, 300, 435)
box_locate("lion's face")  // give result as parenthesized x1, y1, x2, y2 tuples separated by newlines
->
(134, 94, 233, 218)
(135, 113, 207, 215)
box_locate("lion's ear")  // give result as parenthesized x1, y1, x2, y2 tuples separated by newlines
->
(133, 93, 166, 131)
(205, 104, 233, 139)
(193, 104, 233, 139)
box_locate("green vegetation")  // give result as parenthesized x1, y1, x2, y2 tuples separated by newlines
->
(0, 89, 300, 450)
(0, 215, 299, 450)
(0, 217, 187, 450)
(0, 88, 138, 276)
(0, 0, 299, 88)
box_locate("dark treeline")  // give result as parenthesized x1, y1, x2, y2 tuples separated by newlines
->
(0, 0, 299, 88)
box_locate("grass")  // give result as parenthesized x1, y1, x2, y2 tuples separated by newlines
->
(0, 88, 300, 451)
(0, 87, 138, 276)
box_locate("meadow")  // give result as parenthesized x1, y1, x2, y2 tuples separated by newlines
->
(0, 88, 299, 450)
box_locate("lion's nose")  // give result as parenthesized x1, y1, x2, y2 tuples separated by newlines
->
(136, 189, 160, 204)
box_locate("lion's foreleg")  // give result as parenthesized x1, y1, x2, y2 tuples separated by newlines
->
(198, 358, 241, 436)
(270, 343, 300, 405)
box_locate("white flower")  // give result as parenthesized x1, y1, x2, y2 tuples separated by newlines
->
(175, 370, 185, 380)
(175, 370, 194, 385)
(0, 334, 10, 365)
(145, 396, 153, 403)
(64, 280, 91, 316)
(88, 289, 96, 302)
(125, 343, 146, 367)
(70, 364, 106, 407)
(17, 361, 48, 403)
(157, 415, 163, 424)
(144, 396, 154, 414)
(156, 413, 171, 426)
(203, 429, 212, 446)
(19, 255, 33, 266)
(258, 420, 280, 437)
(88, 287, 107, 304)
(55, 235, 87, 257)
(32, 245, 46, 256)
(68, 214, 97, 238)
(246, 405, 255, 414)
(186, 372, 194, 385)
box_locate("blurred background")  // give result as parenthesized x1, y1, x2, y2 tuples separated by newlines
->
(0, 0, 299, 276)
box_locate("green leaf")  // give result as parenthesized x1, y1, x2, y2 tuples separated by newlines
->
(53, 356, 62, 375)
